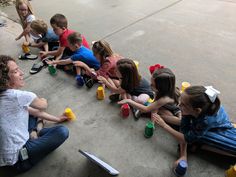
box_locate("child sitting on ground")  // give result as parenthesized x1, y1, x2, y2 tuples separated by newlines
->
(15, 0, 37, 42)
(24, 19, 59, 54)
(99, 59, 154, 119)
(152, 85, 236, 173)
(40, 14, 90, 67)
(118, 67, 181, 123)
(73, 40, 122, 89)
(47, 32, 100, 87)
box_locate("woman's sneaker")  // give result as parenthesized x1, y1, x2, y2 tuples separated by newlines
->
(75, 75, 84, 86)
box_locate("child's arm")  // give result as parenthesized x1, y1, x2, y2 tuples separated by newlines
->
(98, 76, 125, 94)
(118, 97, 173, 113)
(40, 46, 65, 58)
(152, 113, 185, 143)
(153, 113, 188, 164)
(28, 107, 67, 123)
(47, 58, 72, 65)
(15, 22, 31, 41)
(73, 61, 94, 74)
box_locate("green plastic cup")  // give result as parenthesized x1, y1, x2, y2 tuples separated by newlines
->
(144, 121, 155, 138)
(48, 65, 57, 75)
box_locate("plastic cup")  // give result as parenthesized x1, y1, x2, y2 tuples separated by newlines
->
(121, 103, 130, 118)
(48, 65, 57, 75)
(181, 82, 190, 92)
(174, 160, 188, 177)
(97, 86, 105, 100)
(64, 108, 76, 121)
(133, 60, 139, 69)
(144, 121, 155, 138)
(225, 165, 236, 177)
(22, 44, 30, 53)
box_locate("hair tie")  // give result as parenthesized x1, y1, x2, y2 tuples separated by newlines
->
(149, 64, 164, 74)
(204, 86, 220, 103)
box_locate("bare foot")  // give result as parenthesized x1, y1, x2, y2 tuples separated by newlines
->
(36, 119, 45, 133)
(30, 131, 38, 139)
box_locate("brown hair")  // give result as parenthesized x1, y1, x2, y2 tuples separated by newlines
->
(152, 68, 180, 104)
(117, 58, 140, 93)
(15, 0, 34, 28)
(92, 40, 113, 65)
(67, 32, 82, 46)
(185, 86, 221, 116)
(30, 19, 48, 34)
(50, 14, 68, 29)
(0, 55, 15, 93)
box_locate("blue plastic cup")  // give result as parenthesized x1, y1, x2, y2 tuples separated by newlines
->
(174, 160, 188, 176)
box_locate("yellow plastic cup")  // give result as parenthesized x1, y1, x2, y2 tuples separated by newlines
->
(225, 165, 236, 177)
(181, 82, 191, 92)
(64, 108, 76, 121)
(133, 60, 139, 69)
(22, 44, 30, 53)
(97, 86, 105, 100)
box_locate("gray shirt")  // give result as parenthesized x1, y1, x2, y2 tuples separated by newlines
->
(0, 89, 36, 166)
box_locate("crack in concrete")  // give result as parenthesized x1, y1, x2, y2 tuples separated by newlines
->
(102, 0, 184, 40)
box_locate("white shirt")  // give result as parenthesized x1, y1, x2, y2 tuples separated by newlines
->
(0, 89, 37, 166)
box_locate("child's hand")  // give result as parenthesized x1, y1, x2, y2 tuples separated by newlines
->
(117, 99, 130, 105)
(97, 76, 107, 84)
(46, 60, 54, 65)
(39, 51, 47, 58)
(151, 113, 166, 128)
(23, 41, 30, 46)
(15, 36, 21, 41)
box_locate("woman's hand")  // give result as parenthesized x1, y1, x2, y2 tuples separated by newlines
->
(58, 114, 69, 122)
(151, 113, 166, 128)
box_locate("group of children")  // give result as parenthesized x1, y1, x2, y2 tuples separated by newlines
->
(15, 0, 236, 174)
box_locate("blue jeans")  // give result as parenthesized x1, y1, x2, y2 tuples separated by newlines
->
(14, 116, 69, 172)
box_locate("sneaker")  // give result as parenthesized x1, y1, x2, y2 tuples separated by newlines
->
(109, 94, 120, 102)
(83, 75, 94, 89)
(75, 75, 84, 86)
(132, 107, 141, 121)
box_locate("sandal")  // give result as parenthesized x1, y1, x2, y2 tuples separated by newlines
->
(29, 62, 44, 74)
(19, 53, 38, 60)
(109, 94, 120, 102)
(83, 75, 94, 89)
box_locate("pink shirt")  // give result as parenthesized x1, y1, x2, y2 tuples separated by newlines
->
(59, 29, 90, 49)
(96, 54, 122, 79)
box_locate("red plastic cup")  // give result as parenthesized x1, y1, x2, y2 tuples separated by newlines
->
(121, 104, 130, 118)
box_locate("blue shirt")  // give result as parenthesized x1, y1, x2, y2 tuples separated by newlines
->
(181, 106, 233, 143)
(71, 46, 100, 70)
(41, 29, 59, 42)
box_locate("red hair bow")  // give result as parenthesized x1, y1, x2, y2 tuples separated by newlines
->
(149, 64, 164, 74)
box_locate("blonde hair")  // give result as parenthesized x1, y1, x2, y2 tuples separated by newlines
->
(30, 19, 48, 34)
(15, 0, 34, 28)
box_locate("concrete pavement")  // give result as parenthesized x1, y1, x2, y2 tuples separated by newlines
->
(0, 0, 236, 176)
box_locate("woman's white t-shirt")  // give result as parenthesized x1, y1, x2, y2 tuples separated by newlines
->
(0, 89, 36, 166)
